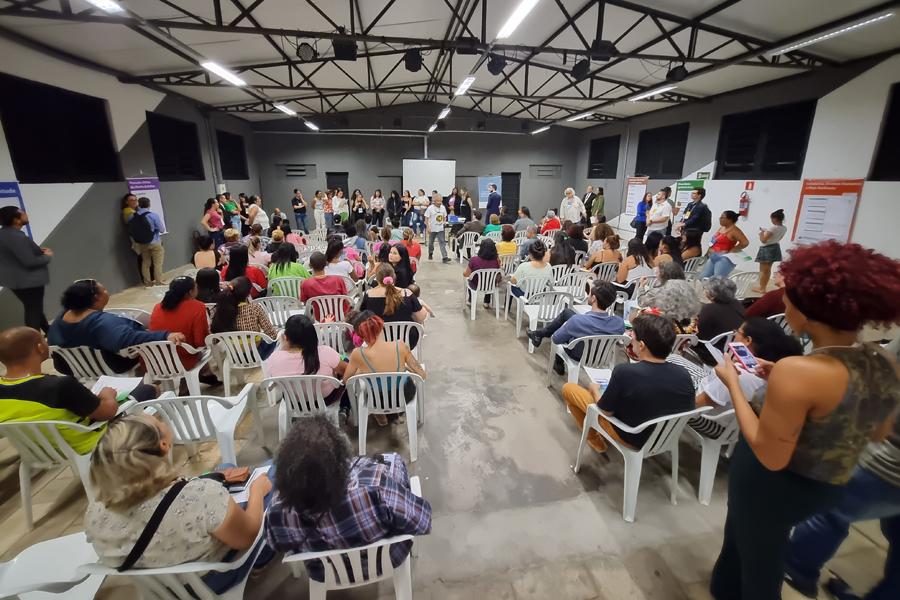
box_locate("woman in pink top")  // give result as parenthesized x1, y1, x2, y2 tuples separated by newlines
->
(200, 198, 225, 248)
(264, 315, 347, 406)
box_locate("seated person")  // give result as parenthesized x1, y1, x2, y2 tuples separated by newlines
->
(616, 238, 655, 285)
(195, 267, 224, 304)
(540, 210, 561, 235)
(241, 223, 264, 244)
(360, 264, 427, 348)
(584, 234, 622, 269)
(370, 243, 415, 289)
(459, 209, 486, 236)
(401, 228, 422, 271)
(324, 237, 358, 281)
(638, 262, 700, 331)
(464, 239, 501, 307)
(48, 279, 183, 374)
(247, 236, 271, 267)
(587, 222, 615, 255)
(0, 327, 155, 454)
(567, 223, 589, 254)
(220, 246, 267, 299)
(517, 226, 539, 261)
(510, 240, 551, 296)
(697, 277, 746, 364)
(210, 277, 278, 360)
(496, 225, 517, 256)
(499, 206, 515, 225)
(85, 413, 272, 592)
(265, 416, 431, 582)
(218, 228, 243, 262)
(514, 206, 535, 232)
(561, 313, 695, 452)
(265, 228, 285, 255)
(483, 214, 502, 234)
(527, 281, 625, 372)
(301, 252, 350, 320)
(193, 235, 221, 269)
(267, 244, 310, 280)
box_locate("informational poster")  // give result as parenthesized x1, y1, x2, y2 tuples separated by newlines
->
(674, 179, 703, 214)
(477, 175, 502, 209)
(791, 179, 863, 244)
(623, 176, 648, 216)
(0, 181, 32, 239)
(127, 177, 167, 231)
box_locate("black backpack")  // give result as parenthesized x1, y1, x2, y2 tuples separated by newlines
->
(697, 203, 712, 233)
(128, 211, 155, 244)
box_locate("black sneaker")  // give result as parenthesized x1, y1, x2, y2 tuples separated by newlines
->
(825, 575, 861, 600)
(526, 330, 543, 349)
(442, 257, 452, 263)
(783, 563, 819, 599)
(429, 254, 434, 260)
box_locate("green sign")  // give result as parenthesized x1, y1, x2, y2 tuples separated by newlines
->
(674, 179, 704, 213)
(697, 171, 711, 180)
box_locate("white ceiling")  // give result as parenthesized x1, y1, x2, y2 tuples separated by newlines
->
(0, 0, 898, 127)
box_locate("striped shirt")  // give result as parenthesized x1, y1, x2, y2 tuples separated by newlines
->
(859, 415, 900, 487)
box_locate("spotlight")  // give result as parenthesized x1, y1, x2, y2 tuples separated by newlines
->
(487, 54, 506, 75)
(404, 49, 422, 72)
(296, 42, 317, 61)
(666, 64, 689, 82)
(590, 39, 619, 61)
(571, 58, 590, 81)
(456, 36, 480, 55)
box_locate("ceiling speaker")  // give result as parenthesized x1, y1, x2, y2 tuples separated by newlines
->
(333, 34, 358, 61)
(571, 58, 590, 81)
(590, 39, 619, 61)
(404, 49, 422, 72)
(456, 36, 480, 55)
(487, 54, 506, 75)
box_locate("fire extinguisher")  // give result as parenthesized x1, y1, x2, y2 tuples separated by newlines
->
(739, 191, 750, 217)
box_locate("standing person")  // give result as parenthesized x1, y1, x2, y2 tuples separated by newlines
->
(425, 193, 451, 263)
(582, 185, 598, 224)
(201, 198, 225, 248)
(334, 189, 349, 225)
(351, 193, 368, 223)
(323, 191, 335, 231)
(246, 196, 270, 232)
(677, 187, 712, 235)
(312, 190, 325, 232)
(444, 186, 460, 215)
(0, 206, 52, 333)
(633, 193, 652, 242)
(413, 189, 429, 237)
(486, 183, 502, 221)
(370, 189, 386, 227)
(753, 209, 787, 294)
(130, 197, 167, 287)
(237, 194, 251, 236)
(559, 188, 586, 224)
(458, 192, 474, 222)
(646, 189, 673, 236)
(387, 190, 402, 224)
(290, 189, 309, 233)
(662, 186, 675, 236)
(121, 193, 144, 282)
(708, 241, 900, 600)
(700, 210, 749, 278)
(221, 192, 241, 232)
(591, 186, 606, 223)
(514, 206, 535, 231)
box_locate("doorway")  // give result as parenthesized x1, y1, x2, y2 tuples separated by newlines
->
(501, 172, 521, 214)
(326, 172, 349, 195)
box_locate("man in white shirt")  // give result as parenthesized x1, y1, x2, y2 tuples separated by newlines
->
(559, 188, 586, 224)
(425, 194, 451, 263)
(646, 190, 672, 235)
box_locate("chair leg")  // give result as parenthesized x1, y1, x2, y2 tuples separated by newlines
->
(566, 363, 579, 385)
(222, 362, 232, 397)
(697, 440, 720, 506)
(573, 423, 590, 473)
(670, 445, 680, 506)
(309, 580, 328, 600)
(504, 289, 512, 321)
(19, 463, 33, 529)
(247, 388, 266, 450)
(406, 402, 418, 463)
(358, 405, 368, 456)
(515, 304, 523, 337)
(546, 346, 556, 383)
(394, 556, 413, 600)
(73, 454, 95, 500)
(622, 454, 644, 523)
(185, 370, 202, 396)
(216, 431, 238, 466)
(494, 291, 500, 319)
(470, 291, 477, 321)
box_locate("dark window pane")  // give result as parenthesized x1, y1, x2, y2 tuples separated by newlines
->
(635, 123, 689, 179)
(216, 130, 249, 180)
(871, 83, 900, 181)
(587, 135, 620, 178)
(146, 112, 205, 181)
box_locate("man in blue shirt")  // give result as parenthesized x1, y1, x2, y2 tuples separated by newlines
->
(527, 280, 625, 374)
(486, 183, 501, 220)
(132, 197, 167, 286)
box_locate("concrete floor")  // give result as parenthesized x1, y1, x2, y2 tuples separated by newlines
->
(0, 255, 889, 599)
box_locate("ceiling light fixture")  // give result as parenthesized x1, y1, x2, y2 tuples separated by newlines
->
(201, 61, 247, 87)
(428, 123, 438, 133)
(770, 12, 894, 55)
(496, 0, 541, 39)
(274, 104, 297, 116)
(85, 0, 125, 12)
(454, 75, 476, 96)
(305, 121, 319, 131)
(629, 85, 677, 101)
(666, 64, 689, 82)
(438, 107, 451, 120)
(566, 112, 593, 122)
(296, 42, 317, 61)
(531, 125, 550, 134)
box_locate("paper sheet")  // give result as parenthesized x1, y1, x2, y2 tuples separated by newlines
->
(583, 367, 613, 388)
(91, 376, 143, 396)
(229, 466, 270, 503)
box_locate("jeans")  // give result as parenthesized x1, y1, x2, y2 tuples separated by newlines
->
(785, 466, 900, 600)
(258, 340, 277, 361)
(10, 286, 49, 333)
(372, 209, 384, 227)
(701, 251, 736, 278)
(324, 212, 334, 231)
(428, 230, 447, 259)
(211, 230, 225, 248)
(294, 212, 308, 233)
(134, 242, 165, 284)
(633, 221, 647, 242)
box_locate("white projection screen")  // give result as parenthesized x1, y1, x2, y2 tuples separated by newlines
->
(402, 159, 456, 196)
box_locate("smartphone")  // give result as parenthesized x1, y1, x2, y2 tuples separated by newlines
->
(728, 342, 759, 371)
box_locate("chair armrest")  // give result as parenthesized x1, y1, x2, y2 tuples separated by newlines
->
(177, 343, 202, 355)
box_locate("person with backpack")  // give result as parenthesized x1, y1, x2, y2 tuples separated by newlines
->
(677, 187, 712, 236)
(130, 197, 167, 287)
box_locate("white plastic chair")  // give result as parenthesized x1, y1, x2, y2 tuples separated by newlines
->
(513, 230, 528, 243)
(0, 420, 101, 529)
(339, 275, 364, 306)
(554, 270, 594, 304)
(122, 341, 212, 397)
(483, 230, 503, 243)
(498, 253, 518, 277)
(573, 250, 588, 265)
(49, 345, 129, 386)
(700, 330, 736, 357)
(252, 296, 303, 329)
(268, 276, 305, 298)
(729, 271, 757, 300)
(128, 384, 254, 466)
(205, 332, 274, 396)
(506, 276, 550, 336)
(81, 521, 267, 600)
(106, 307, 151, 327)
(574, 403, 712, 522)
(464, 268, 503, 321)
(347, 372, 425, 462)
(260, 375, 343, 440)
(314, 322, 353, 354)
(767, 313, 796, 337)
(547, 334, 630, 385)
(683, 256, 706, 274)
(305, 295, 353, 322)
(249, 262, 269, 277)
(205, 303, 217, 322)
(282, 477, 423, 600)
(590, 262, 619, 283)
(549, 264, 574, 284)
(456, 231, 480, 263)
(538, 234, 556, 248)
(0, 532, 104, 600)
(686, 409, 740, 505)
(522, 291, 573, 353)
(671, 333, 699, 355)
(382, 321, 426, 363)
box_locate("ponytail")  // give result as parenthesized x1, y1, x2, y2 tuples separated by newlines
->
(375, 263, 402, 316)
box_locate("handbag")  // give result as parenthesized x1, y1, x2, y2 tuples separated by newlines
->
(117, 479, 189, 572)
(629, 217, 639, 229)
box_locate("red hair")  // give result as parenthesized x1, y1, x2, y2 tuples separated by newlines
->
(781, 240, 900, 331)
(355, 313, 384, 346)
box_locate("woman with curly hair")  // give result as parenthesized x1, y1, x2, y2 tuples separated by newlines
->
(709, 241, 900, 600)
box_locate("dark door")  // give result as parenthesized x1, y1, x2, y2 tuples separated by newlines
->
(501, 172, 521, 214)
(326, 172, 349, 195)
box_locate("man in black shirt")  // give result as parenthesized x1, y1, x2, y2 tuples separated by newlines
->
(562, 313, 695, 452)
(290, 189, 309, 234)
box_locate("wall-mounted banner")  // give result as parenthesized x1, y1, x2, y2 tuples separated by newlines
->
(791, 178, 863, 245)
(127, 177, 167, 231)
(0, 181, 32, 239)
(674, 179, 704, 214)
(623, 176, 649, 216)
(477, 176, 502, 209)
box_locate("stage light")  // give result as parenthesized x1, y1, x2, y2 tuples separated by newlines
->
(571, 58, 590, 81)
(590, 39, 618, 61)
(487, 54, 506, 75)
(296, 42, 317, 61)
(666, 65, 688, 82)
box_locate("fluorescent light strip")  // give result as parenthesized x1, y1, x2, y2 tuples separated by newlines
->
(85, 0, 125, 12)
(531, 126, 550, 135)
(771, 12, 894, 55)
(496, 0, 541, 39)
(201, 61, 246, 87)
(428, 124, 438, 133)
(629, 85, 677, 102)
(454, 76, 476, 96)
(565, 112, 593, 122)
(305, 121, 319, 131)
(438, 107, 451, 120)
(274, 104, 297, 116)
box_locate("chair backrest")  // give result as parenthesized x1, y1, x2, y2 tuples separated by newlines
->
(282, 534, 414, 589)
(106, 307, 150, 327)
(683, 256, 706, 274)
(381, 321, 425, 361)
(268, 276, 304, 298)
(634, 275, 657, 298)
(0, 420, 97, 471)
(513, 230, 528, 242)
(705, 330, 735, 350)
(339, 275, 362, 304)
(260, 375, 341, 419)
(517, 276, 549, 299)
(569, 334, 630, 369)
(258, 235, 272, 249)
(468, 268, 503, 293)
(498, 253, 518, 276)
(182, 268, 198, 279)
(767, 313, 795, 337)
(205, 332, 266, 369)
(538, 234, 555, 248)
(123, 341, 190, 379)
(347, 372, 425, 415)
(204, 303, 217, 322)
(484, 230, 502, 242)
(459, 231, 480, 250)
(556, 270, 593, 302)
(549, 264, 574, 284)
(131, 394, 236, 445)
(305, 295, 353, 322)
(591, 261, 619, 283)
(640, 407, 712, 457)
(530, 290, 573, 320)
(694, 408, 740, 445)
(314, 322, 353, 354)
(672, 333, 699, 354)
(49, 345, 119, 384)
(573, 250, 587, 265)
(729, 271, 757, 299)
(252, 296, 302, 328)
(249, 262, 269, 276)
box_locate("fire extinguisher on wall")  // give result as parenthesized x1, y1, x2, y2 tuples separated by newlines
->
(739, 191, 750, 218)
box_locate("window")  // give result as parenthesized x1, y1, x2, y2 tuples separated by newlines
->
(871, 83, 900, 181)
(715, 101, 815, 180)
(587, 135, 620, 178)
(635, 123, 689, 179)
(146, 112, 205, 181)
(0, 73, 120, 183)
(529, 164, 562, 178)
(216, 130, 249, 180)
